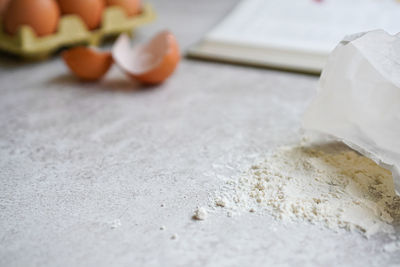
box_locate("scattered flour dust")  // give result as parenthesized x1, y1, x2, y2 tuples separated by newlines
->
(193, 207, 208, 220)
(108, 219, 122, 229)
(215, 143, 400, 237)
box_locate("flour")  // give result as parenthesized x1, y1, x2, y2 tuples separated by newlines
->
(383, 241, 400, 253)
(216, 143, 400, 237)
(193, 207, 208, 220)
(171, 234, 178, 240)
(214, 197, 227, 207)
(108, 219, 122, 229)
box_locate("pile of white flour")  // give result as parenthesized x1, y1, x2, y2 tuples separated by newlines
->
(215, 144, 400, 237)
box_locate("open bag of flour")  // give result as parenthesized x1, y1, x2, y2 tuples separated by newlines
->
(303, 30, 400, 194)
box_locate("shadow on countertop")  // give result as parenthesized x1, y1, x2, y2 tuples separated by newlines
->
(47, 73, 162, 93)
(0, 51, 47, 69)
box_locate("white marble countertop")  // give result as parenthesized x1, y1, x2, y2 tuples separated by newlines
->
(1, 0, 399, 266)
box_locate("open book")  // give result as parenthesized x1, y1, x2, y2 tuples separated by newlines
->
(188, 0, 400, 73)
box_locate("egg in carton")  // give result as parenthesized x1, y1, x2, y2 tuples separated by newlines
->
(0, 3, 155, 59)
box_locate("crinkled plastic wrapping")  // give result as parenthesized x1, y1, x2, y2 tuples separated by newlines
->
(303, 30, 400, 194)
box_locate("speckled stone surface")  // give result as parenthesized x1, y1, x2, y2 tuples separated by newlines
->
(1, 1, 399, 266)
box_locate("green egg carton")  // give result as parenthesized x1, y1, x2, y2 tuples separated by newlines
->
(0, 3, 155, 59)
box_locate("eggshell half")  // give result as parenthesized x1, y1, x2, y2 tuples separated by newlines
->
(62, 47, 113, 81)
(112, 31, 180, 85)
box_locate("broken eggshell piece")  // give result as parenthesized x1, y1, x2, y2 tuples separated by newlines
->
(62, 46, 113, 81)
(112, 31, 180, 85)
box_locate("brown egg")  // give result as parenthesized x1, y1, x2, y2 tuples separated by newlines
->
(0, 0, 11, 16)
(112, 31, 180, 85)
(63, 46, 113, 81)
(3, 0, 60, 37)
(106, 0, 141, 16)
(58, 0, 104, 30)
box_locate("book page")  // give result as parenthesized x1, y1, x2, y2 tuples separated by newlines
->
(207, 0, 400, 54)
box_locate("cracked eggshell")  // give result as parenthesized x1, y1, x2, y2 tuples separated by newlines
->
(62, 46, 113, 81)
(112, 31, 180, 85)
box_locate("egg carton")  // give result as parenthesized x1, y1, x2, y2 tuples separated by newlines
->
(0, 3, 155, 59)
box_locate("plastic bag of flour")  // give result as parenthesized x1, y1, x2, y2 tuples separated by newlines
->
(303, 30, 400, 193)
